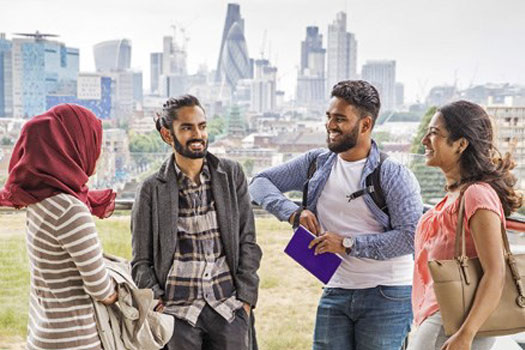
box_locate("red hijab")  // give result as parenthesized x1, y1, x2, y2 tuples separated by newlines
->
(0, 104, 115, 218)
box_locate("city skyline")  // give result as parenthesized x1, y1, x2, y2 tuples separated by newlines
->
(1, 0, 524, 103)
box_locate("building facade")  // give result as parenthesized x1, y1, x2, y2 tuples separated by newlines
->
(296, 26, 326, 106)
(93, 39, 131, 72)
(46, 73, 112, 119)
(251, 59, 277, 113)
(0, 34, 12, 117)
(487, 106, 525, 190)
(150, 52, 163, 94)
(10, 35, 79, 118)
(361, 60, 396, 112)
(326, 12, 357, 92)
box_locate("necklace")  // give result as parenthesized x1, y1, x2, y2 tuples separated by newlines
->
(444, 180, 461, 192)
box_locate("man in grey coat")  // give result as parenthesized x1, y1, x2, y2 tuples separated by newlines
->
(131, 95, 262, 350)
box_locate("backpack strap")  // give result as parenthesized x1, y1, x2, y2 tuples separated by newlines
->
(293, 156, 317, 228)
(302, 158, 317, 209)
(365, 151, 389, 216)
(293, 151, 389, 228)
(345, 151, 389, 216)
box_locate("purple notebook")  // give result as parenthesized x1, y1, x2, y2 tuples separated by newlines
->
(284, 225, 343, 284)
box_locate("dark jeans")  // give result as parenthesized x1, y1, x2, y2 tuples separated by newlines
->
(313, 286, 413, 350)
(165, 305, 249, 350)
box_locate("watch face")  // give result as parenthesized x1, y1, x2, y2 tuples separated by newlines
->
(343, 237, 353, 248)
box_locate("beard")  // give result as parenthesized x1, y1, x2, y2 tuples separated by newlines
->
(327, 123, 360, 153)
(172, 133, 208, 159)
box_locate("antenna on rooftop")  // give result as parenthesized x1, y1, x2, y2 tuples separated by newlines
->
(13, 30, 59, 41)
(259, 29, 267, 59)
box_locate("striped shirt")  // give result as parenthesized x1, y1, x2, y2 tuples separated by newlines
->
(164, 161, 242, 326)
(25, 193, 115, 350)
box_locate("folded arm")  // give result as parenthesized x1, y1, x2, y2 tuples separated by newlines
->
(249, 150, 321, 222)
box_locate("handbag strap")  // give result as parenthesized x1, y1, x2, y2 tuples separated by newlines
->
(454, 193, 513, 258)
(454, 189, 525, 307)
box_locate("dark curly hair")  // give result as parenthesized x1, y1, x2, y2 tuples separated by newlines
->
(439, 100, 522, 216)
(331, 80, 381, 127)
(155, 95, 205, 133)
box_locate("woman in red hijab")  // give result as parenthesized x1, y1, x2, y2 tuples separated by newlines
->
(0, 104, 118, 350)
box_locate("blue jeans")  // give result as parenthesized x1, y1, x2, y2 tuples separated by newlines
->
(313, 286, 412, 350)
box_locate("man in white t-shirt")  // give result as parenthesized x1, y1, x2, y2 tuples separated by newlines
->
(249, 80, 423, 350)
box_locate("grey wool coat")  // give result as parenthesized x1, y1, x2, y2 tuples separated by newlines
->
(130, 152, 262, 309)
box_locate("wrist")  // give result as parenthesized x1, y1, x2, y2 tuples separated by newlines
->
(289, 212, 296, 225)
(341, 236, 354, 255)
(290, 209, 302, 228)
(457, 325, 476, 340)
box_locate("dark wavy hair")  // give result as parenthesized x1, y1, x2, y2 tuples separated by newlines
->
(331, 80, 381, 127)
(439, 100, 522, 216)
(155, 94, 205, 133)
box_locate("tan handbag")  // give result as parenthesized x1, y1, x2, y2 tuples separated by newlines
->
(428, 193, 525, 336)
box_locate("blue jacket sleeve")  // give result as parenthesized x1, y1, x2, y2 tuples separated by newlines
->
(248, 149, 321, 222)
(350, 160, 423, 260)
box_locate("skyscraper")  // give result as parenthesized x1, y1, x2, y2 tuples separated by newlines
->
(158, 31, 188, 98)
(93, 39, 141, 121)
(150, 52, 163, 94)
(251, 59, 277, 113)
(326, 12, 357, 92)
(217, 4, 242, 78)
(395, 82, 404, 107)
(93, 39, 131, 72)
(216, 3, 252, 92)
(361, 60, 396, 112)
(11, 33, 79, 118)
(0, 33, 13, 117)
(296, 26, 326, 105)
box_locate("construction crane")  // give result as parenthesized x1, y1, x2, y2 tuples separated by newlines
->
(13, 30, 59, 41)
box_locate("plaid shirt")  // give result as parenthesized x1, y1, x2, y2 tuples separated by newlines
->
(164, 161, 243, 326)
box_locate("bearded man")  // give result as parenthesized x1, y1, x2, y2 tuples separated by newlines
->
(249, 80, 422, 350)
(131, 95, 262, 350)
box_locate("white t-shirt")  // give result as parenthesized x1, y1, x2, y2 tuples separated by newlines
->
(316, 155, 413, 289)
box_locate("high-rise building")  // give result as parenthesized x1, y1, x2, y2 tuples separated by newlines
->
(361, 60, 396, 112)
(326, 12, 357, 92)
(296, 26, 326, 105)
(216, 3, 252, 92)
(217, 3, 242, 79)
(488, 106, 525, 190)
(0, 33, 13, 117)
(10, 33, 79, 118)
(162, 35, 187, 77)
(93, 39, 142, 120)
(251, 59, 277, 113)
(150, 52, 163, 94)
(132, 71, 143, 106)
(158, 31, 188, 98)
(395, 82, 405, 107)
(93, 39, 131, 72)
(109, 70, 135, 120)
(47, 72, 112, 119)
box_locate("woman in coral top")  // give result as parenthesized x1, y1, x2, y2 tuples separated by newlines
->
(409, 100, 523, 350)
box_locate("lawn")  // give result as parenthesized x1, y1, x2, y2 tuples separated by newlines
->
(0, 212, 323, 349)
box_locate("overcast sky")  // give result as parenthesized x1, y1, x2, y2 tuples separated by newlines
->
(1, 0, 524, 103)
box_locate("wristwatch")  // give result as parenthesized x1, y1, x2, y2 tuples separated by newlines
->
(342, 236, 354, 255)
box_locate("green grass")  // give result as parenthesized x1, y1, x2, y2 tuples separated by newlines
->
(0, 213, 323, 349)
